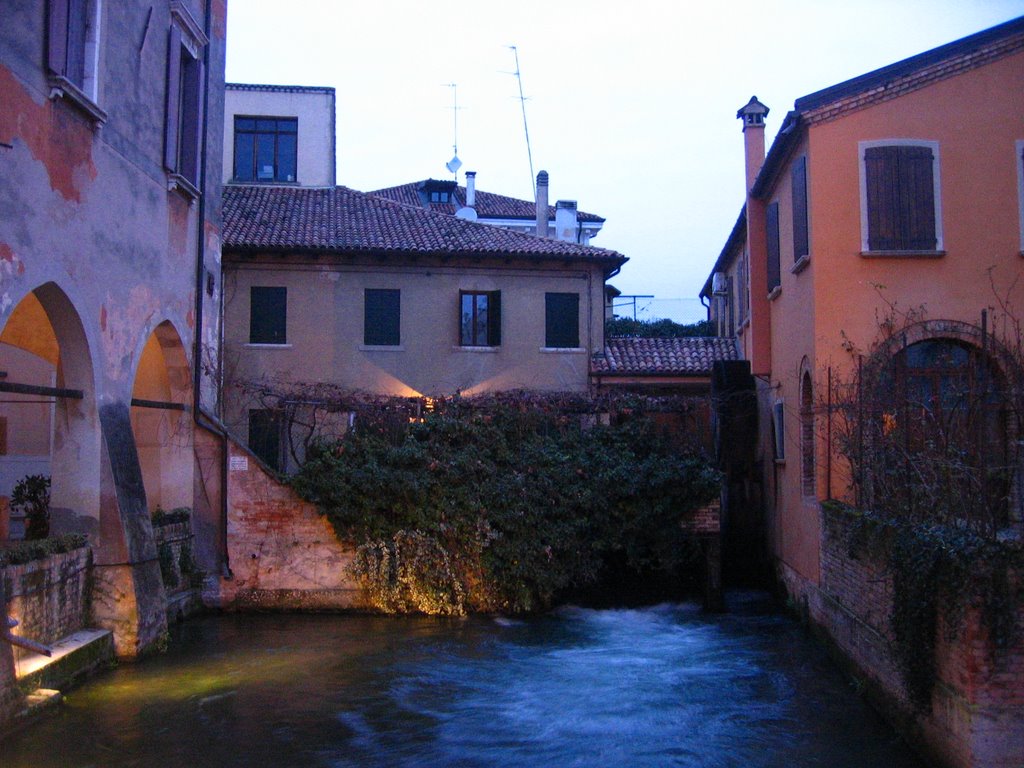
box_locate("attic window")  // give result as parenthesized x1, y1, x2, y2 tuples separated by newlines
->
(430, 191, 450, 203)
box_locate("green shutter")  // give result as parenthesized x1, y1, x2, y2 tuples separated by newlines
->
(791, 156, 809, 261)
(487, 291, 501, 346)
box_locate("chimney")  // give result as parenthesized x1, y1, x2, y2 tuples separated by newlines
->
(737, 96, 769, 193)
(535, 170, 549, 237)
(465, 171, 476, 208)
(555, 200, 578, 243)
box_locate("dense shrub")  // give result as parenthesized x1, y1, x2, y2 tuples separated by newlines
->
(0, 534, 88, 567)
(12, 474, 51, 540)
(292, 410, 720, 614)
(606, 317, 713, 338)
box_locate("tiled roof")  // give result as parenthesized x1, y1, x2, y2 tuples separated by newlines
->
(222, 185, 626, 266)
(370, 181, 606, 223)
(593, 337, 738, 376)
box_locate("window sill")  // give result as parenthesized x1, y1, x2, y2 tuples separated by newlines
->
(767, 286, 781, 302)
(791, 254, 810, 274)
(48, 75, 107, 126)
(167, 173, 201, 201)
(860, 250, 945, 259)
(360, 344, 404, 352)
(539, 347, 585, 353)
(245, 343, 292, 349)
(454, 345, 499, 353)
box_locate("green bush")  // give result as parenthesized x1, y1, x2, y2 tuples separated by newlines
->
(0, 534, 88, 567)
(292, 410, 720, 614)
(151, 506, 192, 527)
(11, 474, 51, 540)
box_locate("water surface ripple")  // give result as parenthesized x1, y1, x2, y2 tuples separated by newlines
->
(3, 593, 924, 767)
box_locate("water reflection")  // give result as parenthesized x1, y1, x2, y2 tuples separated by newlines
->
(3, 593, 924, 767)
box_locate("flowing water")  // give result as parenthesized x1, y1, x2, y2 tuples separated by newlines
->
(3, 593, 925, 767)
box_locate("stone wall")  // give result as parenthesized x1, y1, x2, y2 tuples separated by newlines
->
(795, 506, 1024, 768)
(214, 441, 363, 610)
(2, 548, 91, 654)
(153, 520, 202, 622)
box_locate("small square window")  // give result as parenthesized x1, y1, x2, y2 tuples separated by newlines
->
(250, 286, 286, 344)
(234, 116, 298, 183)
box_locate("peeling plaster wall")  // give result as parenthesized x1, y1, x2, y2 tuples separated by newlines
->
(0, 0, 226, 675)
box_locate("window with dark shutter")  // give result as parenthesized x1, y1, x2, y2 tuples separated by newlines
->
(250, 287, 287, 344)
(792, 156, 809, 262)
(249, 409, 283, 472)
(863, 144, 938, 252)
(165, 7, 207, 194)
(365, 289, 401, 346)
(46, 0, 105, 122)
(460, 291, 501, 346)
(766, 202, 781, 294)
(545, 293, 579, 349)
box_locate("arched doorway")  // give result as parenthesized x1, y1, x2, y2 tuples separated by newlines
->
(0, 284, 99, 539)
(130, 321, 193, 516)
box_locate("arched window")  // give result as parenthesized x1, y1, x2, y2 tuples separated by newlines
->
(800, 371, 815, 498)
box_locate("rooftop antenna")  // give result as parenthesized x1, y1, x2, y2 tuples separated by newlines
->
(443, 83, 462, 179)
(507, 45, 535, 196)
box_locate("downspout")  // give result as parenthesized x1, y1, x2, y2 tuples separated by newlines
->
(191, 0, 230, 577)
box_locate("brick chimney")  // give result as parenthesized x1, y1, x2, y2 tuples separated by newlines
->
(535, 170, 549, 237)
(555, 200, 578, 242)
(737, 95, 771, 377)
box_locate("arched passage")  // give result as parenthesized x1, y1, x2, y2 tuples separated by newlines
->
(130, 321, 193, 514)
(0, 284, 100, 538)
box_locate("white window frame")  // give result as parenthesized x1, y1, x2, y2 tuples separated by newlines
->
(858, 139, 943, 254)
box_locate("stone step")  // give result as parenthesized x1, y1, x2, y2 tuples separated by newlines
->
(15, 628, 114, 695)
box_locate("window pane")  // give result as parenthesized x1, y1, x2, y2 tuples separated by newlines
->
(250, 286, 287, 344)
(256, 134, 276, 180)
(277, 133, 297, 182)
(234, 132, 254, 180)
(256, 119, 277, 131)
(235, 117, 256, 131)
(460, 293, 474, 346)
(277, 118, 298, 133)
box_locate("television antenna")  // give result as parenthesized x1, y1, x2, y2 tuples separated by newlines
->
(506, 46, 535, 196)
(443, 83, 462, 178)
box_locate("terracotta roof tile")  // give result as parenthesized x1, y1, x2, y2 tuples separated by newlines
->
(370, 180, 605, 223)
(222, 185, 626, 266)
(594, 337, 738, 376)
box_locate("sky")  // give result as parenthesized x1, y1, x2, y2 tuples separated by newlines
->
(225, 0, 1024, 323)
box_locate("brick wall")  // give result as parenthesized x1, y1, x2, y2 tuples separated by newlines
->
(2, 547, 91, 654)
(803, 506, 1024, 768)
(215, 441, 364, 610)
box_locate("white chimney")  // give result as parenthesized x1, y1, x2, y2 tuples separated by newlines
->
(465, 171, 476, 208)
(535, 170, 549, 237)
(555, 200, 578, 242)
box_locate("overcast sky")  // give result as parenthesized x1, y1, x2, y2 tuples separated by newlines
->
(226, 1, 1024, 322)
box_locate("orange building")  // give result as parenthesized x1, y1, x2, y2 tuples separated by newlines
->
(702, 17, 1024, 767)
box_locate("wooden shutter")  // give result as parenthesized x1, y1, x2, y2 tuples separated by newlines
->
(865, 145, 935, 251)
(766, 202, 781, 293)
(791, 156, 809, 261)
(164, 26, 182, 172)
(47, 0, 70, 76)
(179, 53, 204, 184)
(487, 291, 501, 346)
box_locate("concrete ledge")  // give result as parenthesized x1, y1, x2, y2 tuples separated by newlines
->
(15, 628, 114, 694)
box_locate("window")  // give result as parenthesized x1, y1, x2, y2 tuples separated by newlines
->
(165, 6, 207, 194)
(766, 202, 781, 294)
(460, 291, 501, 346)
(772, 401, 785, 462)
(860, 141, 941, 253)
(234, 117, 298, 182)
(249, 286, 287, 344)
(737, 252, 749, 325)
(46, 0, 105, 123)
(792, 155, 809, 263)
(800, 371, 815, 497)
(545, 293, 579, 349)
(430, 191, 450, 203)
(364, 289, 400, 346)
(248, 409, 283, 472)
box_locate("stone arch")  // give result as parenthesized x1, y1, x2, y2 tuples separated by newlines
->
(0, 282, 101, 538)
(130, 320, 194, 514)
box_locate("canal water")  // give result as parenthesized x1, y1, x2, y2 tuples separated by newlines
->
(3, 593, 925, 767)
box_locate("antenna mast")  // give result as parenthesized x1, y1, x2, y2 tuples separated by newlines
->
(508, 45, 535, 196)
(443, 82, 462, 178)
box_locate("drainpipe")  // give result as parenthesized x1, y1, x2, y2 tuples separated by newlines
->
(191, 0, 230, 578)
